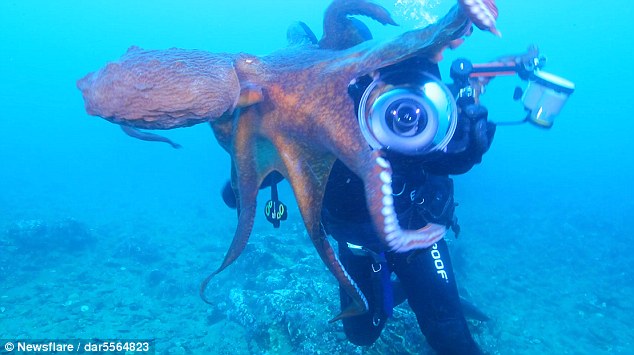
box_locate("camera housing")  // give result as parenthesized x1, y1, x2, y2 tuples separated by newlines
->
(358, 70, 457, 155)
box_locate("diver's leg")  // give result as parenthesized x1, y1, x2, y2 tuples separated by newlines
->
(390, 239, 481, 355)
(336, 241, 387, 346)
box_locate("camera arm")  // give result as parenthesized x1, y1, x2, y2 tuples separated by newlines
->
(449, 44, 574, 129)
(449, 45, 546, 105)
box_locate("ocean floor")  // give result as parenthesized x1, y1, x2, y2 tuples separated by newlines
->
(1, 193, 632, 354)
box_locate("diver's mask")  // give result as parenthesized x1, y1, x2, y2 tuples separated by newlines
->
(522, 70, 575, 128)
(358, 70, 458, 155)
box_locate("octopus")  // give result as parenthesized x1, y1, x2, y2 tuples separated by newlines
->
(77, 0, 499, 321)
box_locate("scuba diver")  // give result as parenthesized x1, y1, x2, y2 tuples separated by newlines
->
(319, 55, 494, 354)
(221, 14, 497, 355)
(221, 55, 494, 354)
(222, 68, 494, 354)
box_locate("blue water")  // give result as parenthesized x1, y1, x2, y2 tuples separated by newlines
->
(1, 1, 632, 354)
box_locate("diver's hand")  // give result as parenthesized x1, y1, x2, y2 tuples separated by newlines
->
(447, 104, 495, 160)
(463, 104, 496, 157)
(425, 104, 496, 175)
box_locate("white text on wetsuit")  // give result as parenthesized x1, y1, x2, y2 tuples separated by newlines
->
(431, 243, 449, 282)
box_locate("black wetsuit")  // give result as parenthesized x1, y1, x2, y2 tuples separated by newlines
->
(319, 59, 494, 354)
(322, 158, 480, 354)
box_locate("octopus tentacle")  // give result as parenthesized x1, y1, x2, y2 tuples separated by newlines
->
(332, 5, 470, 80)
(200, 109, 278, 302)
(350, 150, 447, 252)
(119, 125, 182, 149)
(199, 175, 258, 303)
(319, 0, 397, 50)
(286, 21, 319, 47)
(372, 161, 446, 251)
(459, 0, 500, 37)
(274, 136, 368, 321)
(318, 223, 368, 323)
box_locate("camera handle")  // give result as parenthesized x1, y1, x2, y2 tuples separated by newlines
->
(449, 45, 545, 107)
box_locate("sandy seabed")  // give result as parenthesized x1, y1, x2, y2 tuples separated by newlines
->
(1, 194, 632, 355)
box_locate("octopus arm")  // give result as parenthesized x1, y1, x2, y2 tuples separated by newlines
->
(319, 0, 397, 50)
(332, 5, 469, 79)
(200, 109, 278, 302)
(273, 133, 369, 320)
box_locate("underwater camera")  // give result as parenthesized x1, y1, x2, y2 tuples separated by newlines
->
(450, 45, 575, 128)
(357, 70, 458, 155)
(356, 46, 575, 154)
